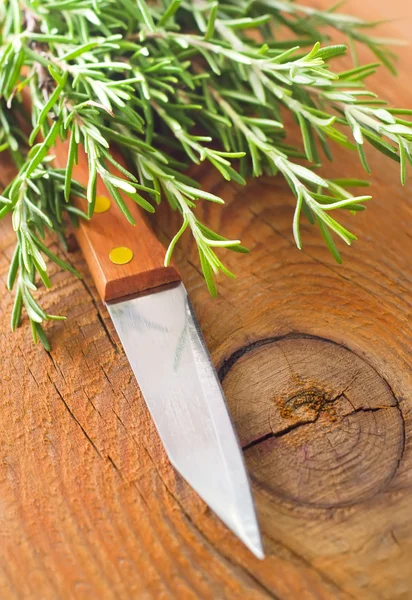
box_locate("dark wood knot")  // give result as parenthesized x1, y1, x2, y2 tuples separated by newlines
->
(220, 335, 405, 508)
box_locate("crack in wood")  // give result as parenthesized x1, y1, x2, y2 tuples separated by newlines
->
(79, 275, 119, 351)
(242, 418, 318, 451)
(47, 373, 102, 458)
(107, 455, 123, 479)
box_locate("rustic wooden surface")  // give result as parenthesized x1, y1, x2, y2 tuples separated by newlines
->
(1, 1, 412, 598)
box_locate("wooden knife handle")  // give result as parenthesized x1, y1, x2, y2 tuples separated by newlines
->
(54, 139, 180, 303)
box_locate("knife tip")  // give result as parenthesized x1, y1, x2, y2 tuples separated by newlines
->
(244, 533, 265, 560)
(232, 516, 265, 559)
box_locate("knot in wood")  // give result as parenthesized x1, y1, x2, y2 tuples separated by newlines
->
(279, 388, 337, 423)
(221, 335, 405, 508)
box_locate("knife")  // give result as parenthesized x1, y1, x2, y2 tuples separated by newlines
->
(55, 141, 264, 559)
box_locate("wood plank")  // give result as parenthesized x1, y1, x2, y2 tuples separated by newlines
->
(1, 1, 411, 598)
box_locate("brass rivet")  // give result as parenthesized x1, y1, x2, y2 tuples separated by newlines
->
(94, 195, 111, 214)
(109, 246, 134, 265)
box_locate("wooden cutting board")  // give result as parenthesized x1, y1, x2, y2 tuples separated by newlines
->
(1, 1, 411, 598)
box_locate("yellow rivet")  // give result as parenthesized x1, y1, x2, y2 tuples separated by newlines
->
(94, 195, 111, 214)
(109, 246, 134, 265)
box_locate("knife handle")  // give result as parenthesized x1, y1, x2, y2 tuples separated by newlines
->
(55, 139, 181, 303)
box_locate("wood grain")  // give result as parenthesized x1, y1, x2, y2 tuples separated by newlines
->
(54, 141, 180, 302)
(1, 1, 412, 598)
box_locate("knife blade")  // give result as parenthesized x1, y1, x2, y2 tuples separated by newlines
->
(107, 283, 263, 559)
(54, 141, 264, 558)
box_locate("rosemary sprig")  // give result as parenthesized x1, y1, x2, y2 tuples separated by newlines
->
(0, 0, 410, 348)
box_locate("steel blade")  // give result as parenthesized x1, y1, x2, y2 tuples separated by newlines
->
(107, 283, 263, 558)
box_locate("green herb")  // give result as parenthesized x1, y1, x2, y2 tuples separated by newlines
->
(0, 0, 410, 348)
